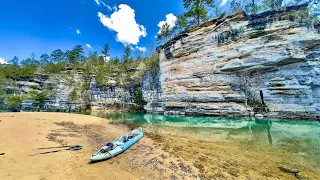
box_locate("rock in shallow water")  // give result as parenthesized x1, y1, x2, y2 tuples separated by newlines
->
(278, 165, 300, 174)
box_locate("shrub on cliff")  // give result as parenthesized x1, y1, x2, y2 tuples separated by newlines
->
(8, 95, 22, 111)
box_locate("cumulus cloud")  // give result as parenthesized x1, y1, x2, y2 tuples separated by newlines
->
(94, 0, 107, 7)
(136, 46, 146, 52)
(157, 13, 177, 34)
(97, 4, 147, 45)
(0, 57, 9, 64)
(220, 0, 228, 7)
(76, 29, 81, 35)
(86, 44, 92, 49)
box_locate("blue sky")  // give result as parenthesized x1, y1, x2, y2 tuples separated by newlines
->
(0, 0, 232, 62)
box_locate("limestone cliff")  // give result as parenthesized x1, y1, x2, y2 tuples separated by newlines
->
(12, 69, 136, 112)
(144, 4, 320, 119)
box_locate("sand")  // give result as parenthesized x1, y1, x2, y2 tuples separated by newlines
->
(0, 113, 199, 180)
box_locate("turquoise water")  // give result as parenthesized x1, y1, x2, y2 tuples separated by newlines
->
(92, 112, 320, 178)
(96, 112, 320, 150)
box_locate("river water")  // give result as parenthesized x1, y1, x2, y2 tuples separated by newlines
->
(92, 112, 320, 179)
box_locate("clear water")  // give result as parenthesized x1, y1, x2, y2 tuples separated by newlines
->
(92, 112, 320, 178)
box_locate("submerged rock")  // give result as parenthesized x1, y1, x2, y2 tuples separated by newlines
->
(255, 114, 264, 119)
(278, 165, 300, 174)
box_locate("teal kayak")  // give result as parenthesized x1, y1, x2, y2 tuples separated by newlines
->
(90, 127, 144, 162)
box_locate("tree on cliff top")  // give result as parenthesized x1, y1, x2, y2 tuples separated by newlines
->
(123, 45, 132, 64)
(183, 0, 215, 25)
(50, 49, 65, 63)
(9, 56, 19, 65)
(262, 0, 284, 10)
(157, 22, 172, 43)
(102, 44, 110, 57)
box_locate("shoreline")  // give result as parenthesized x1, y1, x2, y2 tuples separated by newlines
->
(0, 112, 199, 180)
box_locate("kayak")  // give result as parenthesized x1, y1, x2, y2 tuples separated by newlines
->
(90, 127, 144, 162)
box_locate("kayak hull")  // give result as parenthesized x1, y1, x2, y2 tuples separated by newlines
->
(90, 127, 144, 162)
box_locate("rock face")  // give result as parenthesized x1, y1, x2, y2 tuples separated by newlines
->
(15, 70, 136, 112)
(145, 4, 320, 119)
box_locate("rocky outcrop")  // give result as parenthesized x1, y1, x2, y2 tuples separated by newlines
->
(145, 4, 320, 119)
(12, 70, 136, 112)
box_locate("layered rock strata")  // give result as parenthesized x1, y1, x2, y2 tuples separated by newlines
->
(145, 4, 320, 119)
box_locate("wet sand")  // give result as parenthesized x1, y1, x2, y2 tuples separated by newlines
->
(0, 113, 199, 180)
(146, 125, 320, 180)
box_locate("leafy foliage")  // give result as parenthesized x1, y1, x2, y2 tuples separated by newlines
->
(102, 44, 110, 57)
(8, 95, 22, 111)
(183, 0, 215, 25)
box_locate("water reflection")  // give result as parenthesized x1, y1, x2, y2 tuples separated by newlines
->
(91, 112, 320, 174)
(93, 112, 320, 156)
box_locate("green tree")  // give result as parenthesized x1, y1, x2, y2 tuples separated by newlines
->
(27, 90, 53, 111)
(20, 56, 40, 67)
(244, 0, 259, 14)
(262, 0, 283, 10)
(66, 45, 85, 64)
(134, 89, 147, 107)
(43, 62, 66, 74)
(101, 44, 110, 57)
(69, 87, 79, 102)
(0, 72, 6, 106)
(40, 54, 50, 65)
(230, 0, 243, 13)
(176, 14, 187, 32)
(183, 0, 214, 25)
(8, 95, 22, 111)
(50, 49, 65, 63)
(157, 23, 172, 43)
(9, 56, 19, 65)
(123, 45, 132, 64)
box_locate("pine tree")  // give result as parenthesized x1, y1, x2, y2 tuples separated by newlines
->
(9, 56, 19, 65)
(123, 45, 131, 64)
(183, 0, 215, 25)
(230, 0, 243, 13)
(102, 44, 110, 57)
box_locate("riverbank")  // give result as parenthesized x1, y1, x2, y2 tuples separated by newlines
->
(0, 112, 199, 180)
(102, 112, 320, 179)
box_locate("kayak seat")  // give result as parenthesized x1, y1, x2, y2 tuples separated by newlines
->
(132, 129, 140, 136)
(119, 135, 128, 143)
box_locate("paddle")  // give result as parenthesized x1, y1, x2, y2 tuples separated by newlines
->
(37, 145, 71, 150)
(28, 145, 83, 156)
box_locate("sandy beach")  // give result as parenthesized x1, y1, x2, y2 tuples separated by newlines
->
(0, 112, 198, 180)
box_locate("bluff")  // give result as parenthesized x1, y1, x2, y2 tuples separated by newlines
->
(7, 69, 137, 112)
(144, 4, 320, 119)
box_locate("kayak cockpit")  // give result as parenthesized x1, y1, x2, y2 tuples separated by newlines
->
(90, 127, 144, 161)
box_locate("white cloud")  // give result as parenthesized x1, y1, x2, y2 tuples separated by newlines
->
(0, 57, 9, 64)
(220, 0, 228, 7)
(157, 13, 177, 34)
(94, 0, 106, 7)
(86, 44, 92, 49)
(107, 5, 112, 11)
(136, 46, 146, 52)
(113, 5, 118, 11)
(76, 29, 81, 35)
(104, 56, 110, 62)
(97, 4, 147, 45)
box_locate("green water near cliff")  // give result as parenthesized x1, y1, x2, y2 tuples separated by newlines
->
(92, 112, 320, 179)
